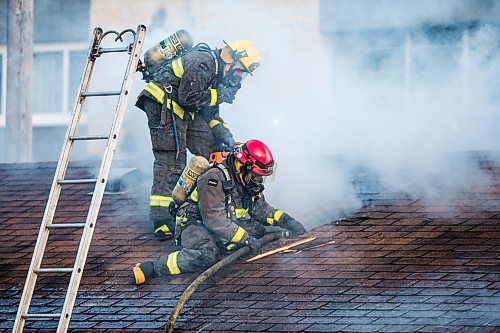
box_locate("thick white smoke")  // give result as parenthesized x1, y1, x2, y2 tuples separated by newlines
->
(95, 1, 500, 229)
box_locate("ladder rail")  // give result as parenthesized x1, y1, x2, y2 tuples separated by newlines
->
(57, 24, 146, 333)
(13, 25, 147, 333)
(12, 27, 103, 333)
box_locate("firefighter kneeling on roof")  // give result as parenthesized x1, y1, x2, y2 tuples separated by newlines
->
(133, 139, 306, 284)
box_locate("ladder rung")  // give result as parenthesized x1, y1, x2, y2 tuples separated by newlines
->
(81, 91, 121, 97)
(98, 46, 130, 54)
(23, 313, 61, 319)
(13, 25, 148, 333)
(34, 268, 74, 274)
(70, 135, 109, 141)
(58, 179, 97, 184)
(47, 223, 86, 229)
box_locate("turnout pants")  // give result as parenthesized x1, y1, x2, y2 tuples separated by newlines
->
(153, 223, 220, 274)
(143, 98, 220, 233)
(152, 219, 266, 275)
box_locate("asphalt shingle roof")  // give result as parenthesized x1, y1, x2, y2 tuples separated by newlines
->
(0, 155, 499, 332)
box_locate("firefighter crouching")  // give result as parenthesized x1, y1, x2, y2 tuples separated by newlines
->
(133, 140, 306, 284)
(135, 39, 261, 241)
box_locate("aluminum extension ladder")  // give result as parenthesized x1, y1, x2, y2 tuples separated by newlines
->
(13, 25, 146, 333)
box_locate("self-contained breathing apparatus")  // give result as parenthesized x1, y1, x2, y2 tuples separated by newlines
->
(171, 156, 237, 247)
(170, 146, 268, 248)
(137, 30, 217, 158)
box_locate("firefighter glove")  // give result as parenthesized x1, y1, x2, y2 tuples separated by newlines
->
(168, 201, 179, 217)
(280, 213, 306, 237)
(210, 121, 235, 148)
(244, 236, 262, 254)
(216, 84, 239, 104)
(224, 135, 236, 149)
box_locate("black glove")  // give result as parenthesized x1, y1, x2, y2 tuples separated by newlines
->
(244, 236, 262, 254)
(224, 136, 236, 148)
(168, 201, 179, 217)
(210, 120, 236, 148)
(280, 213, 306, 237)
(216, 84, 239, 104)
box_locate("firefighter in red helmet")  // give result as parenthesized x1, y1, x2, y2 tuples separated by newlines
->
(133, 140, 306, 284)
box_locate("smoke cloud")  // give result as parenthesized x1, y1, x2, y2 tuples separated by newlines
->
(96, 1, 500, 229)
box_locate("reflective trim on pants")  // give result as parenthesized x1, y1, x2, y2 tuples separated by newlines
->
(167, 251, 181, 274)
(150, 195, 173, 207)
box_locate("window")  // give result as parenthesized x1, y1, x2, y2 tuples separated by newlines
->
(0, 0, 89, 127)
(33, 51, 63, 115)
(410, 42, 462, 89)
(410, 25, 463, 90)
(29, 44, 87, 126)
(68, 50, 87, 113)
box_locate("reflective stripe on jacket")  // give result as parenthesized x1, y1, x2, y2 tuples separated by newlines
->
(144, 82, 194, 120)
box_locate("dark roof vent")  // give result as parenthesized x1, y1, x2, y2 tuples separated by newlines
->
(89, 168, 145, 195)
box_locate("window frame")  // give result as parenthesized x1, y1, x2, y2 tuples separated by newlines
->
(0, 41, 87, 127)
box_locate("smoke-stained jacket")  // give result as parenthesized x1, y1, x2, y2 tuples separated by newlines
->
(135, 47, 230, 136)
(184, 160, 287, 244)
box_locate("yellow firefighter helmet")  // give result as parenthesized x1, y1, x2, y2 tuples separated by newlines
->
(220, 40, 261, 74)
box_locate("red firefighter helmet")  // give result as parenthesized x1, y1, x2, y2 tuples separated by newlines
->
(233, 140, 274, 176)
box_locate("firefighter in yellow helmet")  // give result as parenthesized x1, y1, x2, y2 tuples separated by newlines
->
(135, 39, 261, 241)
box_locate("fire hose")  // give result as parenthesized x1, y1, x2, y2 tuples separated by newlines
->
(164, 232, 282, 333)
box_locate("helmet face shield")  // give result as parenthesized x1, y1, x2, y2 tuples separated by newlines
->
(252, 159, 274, 176)
(220, 40, 260, 86)
(246, 172, 265, 195)
(262, 162, 277, 183)
(251, 163, 276, 183)
(225, 68, 249, 87)
(249, 173, 264, 185)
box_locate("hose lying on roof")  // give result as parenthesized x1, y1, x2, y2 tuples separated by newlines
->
(164, 232, 282, 333)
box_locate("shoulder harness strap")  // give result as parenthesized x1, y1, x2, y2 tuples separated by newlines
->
(215, 163, 236, 222)
(215, 163, 234, 191)
(194, 43, 219, 76)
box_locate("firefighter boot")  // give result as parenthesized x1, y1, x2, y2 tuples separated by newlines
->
(151, 211, 175, 241)
(133, 262, 157, 285)
(154, 223, 174, 241)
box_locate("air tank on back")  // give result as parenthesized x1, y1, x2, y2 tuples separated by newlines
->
(143, 29, 194, 74)
(172, 155, 210, 204)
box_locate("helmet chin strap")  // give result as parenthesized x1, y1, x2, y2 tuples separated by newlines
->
(229, 156, 247, 186)
(238, 172, 247, 186)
